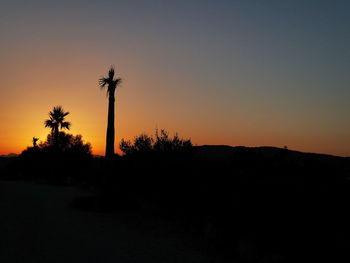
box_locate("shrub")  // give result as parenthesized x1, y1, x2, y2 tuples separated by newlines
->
(18, 132, 92, 183)
(38, 132, 92, 156)
(119, 129, 192, 156)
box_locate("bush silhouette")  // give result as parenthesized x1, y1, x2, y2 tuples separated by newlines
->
(120, 129, 192, 156)
(39, 132, 92, 156)
(18, 107, 92, 184)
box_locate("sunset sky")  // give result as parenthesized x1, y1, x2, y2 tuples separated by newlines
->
(0, 0, 349, 156)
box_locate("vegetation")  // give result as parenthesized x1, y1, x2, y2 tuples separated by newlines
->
(120, 129, 192, 156)
(11, 106, 93, 184)
(32, 137, 39, 147)
(99, 67, 122, 159)
(44, 106, 71, 147)
(38, 132, 92, 155)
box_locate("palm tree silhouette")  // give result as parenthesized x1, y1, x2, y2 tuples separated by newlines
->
(32, 137, 39, 147)
(99, 67, 122, 158)
(44, 106, 71, 146)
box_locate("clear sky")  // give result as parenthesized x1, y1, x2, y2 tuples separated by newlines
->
(0, 0, 349, 156)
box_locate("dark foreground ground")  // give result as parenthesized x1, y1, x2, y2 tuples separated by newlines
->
(0, 181, 211, 263)
(1, 146, 350, 262)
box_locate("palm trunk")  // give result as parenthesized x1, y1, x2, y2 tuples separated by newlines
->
(105, 91, 115, 158)
(54, 125, 59, 147)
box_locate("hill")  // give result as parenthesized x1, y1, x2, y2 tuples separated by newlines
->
(195, 145, 350, 167)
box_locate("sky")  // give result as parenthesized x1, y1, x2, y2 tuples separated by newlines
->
(0, 0, 349, 156)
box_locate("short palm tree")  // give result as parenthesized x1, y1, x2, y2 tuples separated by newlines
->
(32, 137, 39, 147)
(44, 106, 71, 146)
(99, 67, 122, 158)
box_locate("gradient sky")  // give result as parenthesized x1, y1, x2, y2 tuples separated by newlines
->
(0, 0, 349, 156)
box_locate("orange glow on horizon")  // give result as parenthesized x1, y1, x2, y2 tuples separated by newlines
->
(0, 40, 349, 158)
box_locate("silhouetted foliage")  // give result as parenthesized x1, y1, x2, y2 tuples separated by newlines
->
(44, 106, 71, 146)
(18, 131, 92, 184)
(120, 129, 192, 156)
(120, 133, 153, 155)
(14, 106, 92, 185)
(32, 137, 39, 147)
(99, 66, 122, 158)
(39, 132, 91, 156)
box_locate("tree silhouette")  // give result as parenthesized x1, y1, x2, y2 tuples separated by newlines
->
(99, 66, 122, 158)
(32, 137, 39, 147)
(44, 106, 71, 147)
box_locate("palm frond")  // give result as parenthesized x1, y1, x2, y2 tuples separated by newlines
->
(53, 105, 63, 113)
(44, 119, 54, 128)
(114, 78, 122, 86)
(45, 105, 70, 132)
(100, 67, 122, 96)
(108, 66, 115, 79)
(61, 121, 71, 130)
(99, 77, 108, 89)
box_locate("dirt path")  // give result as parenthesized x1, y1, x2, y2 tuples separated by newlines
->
(0, 181, 209, 263)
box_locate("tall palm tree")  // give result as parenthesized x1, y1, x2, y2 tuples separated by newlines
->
(44, 106, 71, 146)
(99, 67, 122, 158)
